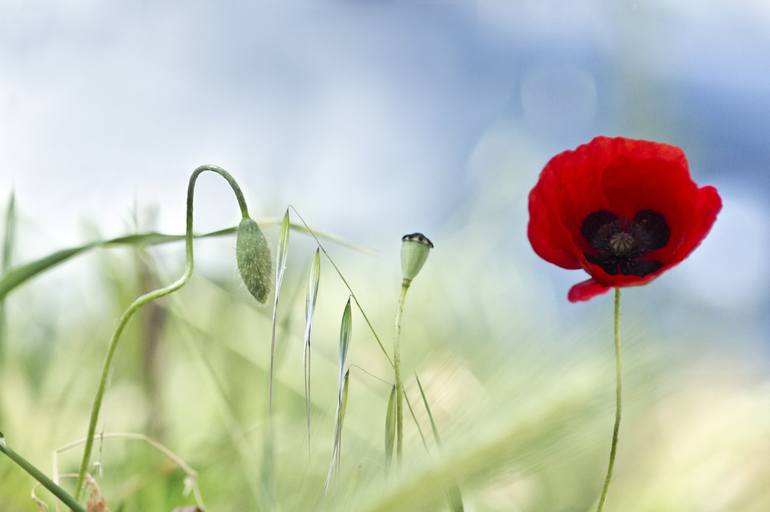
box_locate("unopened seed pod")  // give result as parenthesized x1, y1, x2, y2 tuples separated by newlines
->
(236, 217, 272, 303)
(400, 232, 433, 285)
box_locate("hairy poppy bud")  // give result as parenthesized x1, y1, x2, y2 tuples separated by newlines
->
(400, 232, 433, 285)
(236, 217, 272, 303)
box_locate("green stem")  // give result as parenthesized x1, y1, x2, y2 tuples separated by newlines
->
(596, 288, 622, 512)
(0, 436, 86, 512)
(74, 165, 250, 500)
(393, 282, 409, 465)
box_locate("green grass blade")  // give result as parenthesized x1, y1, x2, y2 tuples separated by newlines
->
(415, 372, 464, 511)
(385, 385, 397, 472)
(0, 245, 95, 302)
(336, 368, 350, 471)
(325, 301, 352, 492)
(268, 209, 291, 412)
(276, 209, 290, 283)
(0, 190, 17, 368)
(339, 298, 352, 372)
(260, 209, 289, 510)
(403, 391, 429, 453)
(415, 373, 441, 444)
(0, 218, 364, 302)
(303, 248, 321, 450)
(1, 191, 14, 273)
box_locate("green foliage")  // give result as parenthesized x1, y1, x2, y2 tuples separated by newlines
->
(1, 183, 768, 512)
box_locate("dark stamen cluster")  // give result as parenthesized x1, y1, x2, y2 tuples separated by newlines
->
(581, 209, 670, 276)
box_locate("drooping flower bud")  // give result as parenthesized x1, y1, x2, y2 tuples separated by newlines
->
(400, 232, 433, 286)
(236, 217, 272, 303)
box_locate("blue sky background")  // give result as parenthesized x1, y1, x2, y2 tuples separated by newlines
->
(1, 0, 769, 347)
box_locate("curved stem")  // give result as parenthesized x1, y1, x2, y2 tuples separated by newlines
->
(596, 288, 622, 512)
(393, 282, 409, 465)
(74, 165, 249, 500)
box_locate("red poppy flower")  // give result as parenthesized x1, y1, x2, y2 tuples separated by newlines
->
(528, 136, 722, 302)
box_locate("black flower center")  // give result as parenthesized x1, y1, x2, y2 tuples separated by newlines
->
(580, 209, 670, 276)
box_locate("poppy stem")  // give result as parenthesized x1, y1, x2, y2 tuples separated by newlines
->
(596, 287, 622, 512)
(74, 165, 250, 500)
(393, 281, 409, 466)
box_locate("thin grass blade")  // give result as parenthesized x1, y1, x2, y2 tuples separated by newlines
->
(339, 298, 352, 374)
(415, 372, 464, 511)
(384, 385, 397, 472)
(415, 372, 441, 443)
(336, 368, 351, 471)
(303, 248, 321, 449)
(268, 209, 291, 411)
(276, 209, 290, 283)
(325, 300, 353, 492)
(404, 391, 429, 452)
(0, 190, 16, 368)
(0, 219, 364, 302)
(260, 210, 289, 509)
(1, 191, 15, 273)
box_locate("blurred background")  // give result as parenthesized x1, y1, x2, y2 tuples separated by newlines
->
(1, 1, 769, 511)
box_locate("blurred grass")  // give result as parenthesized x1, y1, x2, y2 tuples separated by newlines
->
(1, 195, 769, 512)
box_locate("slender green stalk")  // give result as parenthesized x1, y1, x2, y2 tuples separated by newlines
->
(393, 282, 409, 464)
(596, 288, 622, 512)
(74, 165, 250, 500)
(0, 434, 85, 512)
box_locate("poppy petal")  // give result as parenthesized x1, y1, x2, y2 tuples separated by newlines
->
(672, 185, 722, 262)
(568, 279, 612, 302)
(528, 166, 582, 269)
